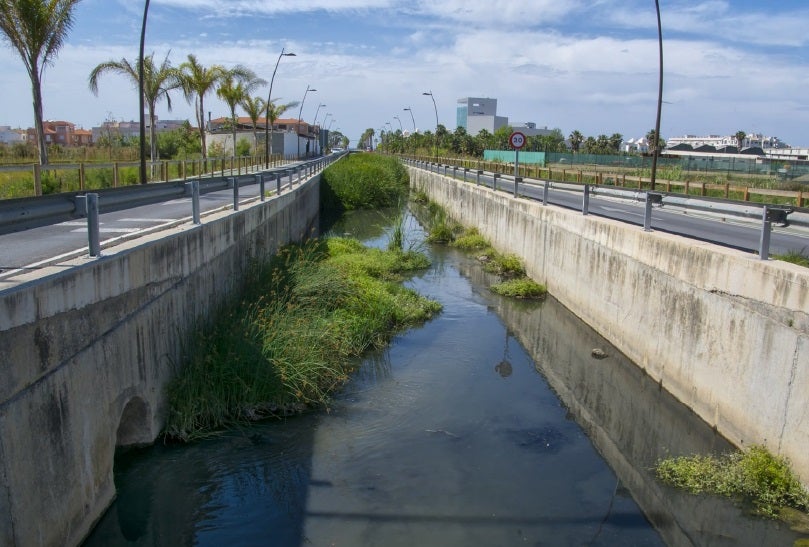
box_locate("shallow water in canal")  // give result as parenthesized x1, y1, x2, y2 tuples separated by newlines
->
(83, 208, 806, 546)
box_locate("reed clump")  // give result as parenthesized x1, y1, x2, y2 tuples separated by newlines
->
(164, 237, 440, 441)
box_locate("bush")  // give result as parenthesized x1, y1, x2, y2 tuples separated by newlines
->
(490, 278, 547, 299)
(321, 154, 410, 215)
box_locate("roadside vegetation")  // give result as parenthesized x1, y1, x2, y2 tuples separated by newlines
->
(656, 446, 809, 521)
(775, 249, 809, 268)
(320, 153, 409, 220)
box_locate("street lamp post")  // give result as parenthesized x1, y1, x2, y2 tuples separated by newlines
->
(403, 107, 416, 132)
(312, 103, 326, 126)
(650, 0, 664, 191)
(297, 84, 316, 159)
(265, 48, 296, 168)
(322, 112, 331, 128)
(393, 116, 403, 132)
(423, 91, 438, 158)
(138, 0, 150, 184)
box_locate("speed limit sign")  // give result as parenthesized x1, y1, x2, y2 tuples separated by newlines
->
(509, 131, 526, 149)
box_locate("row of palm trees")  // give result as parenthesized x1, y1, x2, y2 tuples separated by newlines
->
(0, 0, 298, 166)
(88, 52, 298, 164)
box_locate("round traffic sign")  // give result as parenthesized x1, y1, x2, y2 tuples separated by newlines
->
(509, 131, 526, 149)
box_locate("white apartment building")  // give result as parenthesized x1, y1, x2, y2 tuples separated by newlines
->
(666, 133, 787, 150)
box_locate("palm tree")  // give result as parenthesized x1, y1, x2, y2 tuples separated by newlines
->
(216, 68, 266, 156)
(735, 130, 747, 151)
(646, 128, 664, 155)
(89, 52, 179, 167)
(176, 54, 226, 159)
(0, 0, 81, 166)
(240, 95, 265, 154)
(568, 130, 584, 153)
(265, 99, 298, 161)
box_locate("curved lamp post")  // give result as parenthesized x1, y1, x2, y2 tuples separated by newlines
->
(423, 91, 438, 158)
(138, 0, 150, 184)
(403, 107, 416, 132)
(264, 48, 296, 168)
(650, 0, 664, 191)
(393, 116, 403, 132)
(312, 103, 326, 126)
(297, 85, 316, 159)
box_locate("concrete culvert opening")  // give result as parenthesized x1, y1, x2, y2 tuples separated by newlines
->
(115, 397, 151, 447)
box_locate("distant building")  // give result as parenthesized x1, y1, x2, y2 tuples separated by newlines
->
(207, 116, 322, 157)
(456, 97, 508, 135)
(666, 133, 787, 151)
(0, 126, 28, 144)
(622, 137, 649, 154)
(456, 97, 553, 137)
(25, 120, 93, 147)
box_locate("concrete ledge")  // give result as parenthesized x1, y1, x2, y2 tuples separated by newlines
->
(0, 176, 320, 547)
(409, 166, 809, 486)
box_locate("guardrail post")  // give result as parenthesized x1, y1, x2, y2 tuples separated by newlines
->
(453, 166, 458, 179)
(463, 168, 469, 182)
(443, 165, 448, 176)
(476, 170, 482, 186)
(288, 169, 293, 188)
(87, 193, 100, 257)
(256, 174, 265, 202)
(759, 206, 772, 260)
(644, 192, 654, 232)
(185, 180, 201, 224)
(230, 177, 239, 211)
(276, 172, 282, 194)
(514, 176, 522, 198)
(493, 173, 500, 191)
(582, 184, 590, 215)
(543, 180, 550, 205)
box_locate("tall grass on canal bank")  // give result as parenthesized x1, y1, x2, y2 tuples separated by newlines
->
(320, 153, 410, 223)
(164, 238, 441, 442)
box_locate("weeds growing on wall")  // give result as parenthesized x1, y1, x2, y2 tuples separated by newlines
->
(164, 237, 440, 442)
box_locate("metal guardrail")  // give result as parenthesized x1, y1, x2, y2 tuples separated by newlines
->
(404, 158, 807, 261)
(0, 154, 345, 236)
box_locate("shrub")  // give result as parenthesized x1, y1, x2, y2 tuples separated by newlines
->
(490, 278, 547, 299)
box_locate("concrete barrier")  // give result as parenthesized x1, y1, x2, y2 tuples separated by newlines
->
(408, 166, 809, 485)
(0, 176, 321, 547)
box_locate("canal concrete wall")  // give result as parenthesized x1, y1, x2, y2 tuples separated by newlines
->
(0, 177, 321, 547)
(409, 166, 809, 486)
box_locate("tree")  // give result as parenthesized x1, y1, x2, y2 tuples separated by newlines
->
(359, 128, 375, 150)
(646, 128, 665, 154)
(0, 0, 81, 166)
(176, 54, 226, 159)
(89, 52, 180, 166)
(240, 94, 265, 154)
(609, 133, 623, 153)
(735, 130, 747, 151)
(568, 130, 584, 153)
(216, 68, 265, 156)
(265, 98, 298, 160)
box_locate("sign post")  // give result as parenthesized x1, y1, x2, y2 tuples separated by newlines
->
(509, 131, 526, 197)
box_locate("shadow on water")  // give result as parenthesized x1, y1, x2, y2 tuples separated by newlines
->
(82, 205, 806, 546)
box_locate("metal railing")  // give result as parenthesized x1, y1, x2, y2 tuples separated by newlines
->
(0, 152, 346, 244)
(403, 158, 806, 261)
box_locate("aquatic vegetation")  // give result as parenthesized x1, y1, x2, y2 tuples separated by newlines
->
(656, 445, 809, 519)
(164, 238, 440, 442)
(490, 278, 547, 299)
(320, 153, 410, 215)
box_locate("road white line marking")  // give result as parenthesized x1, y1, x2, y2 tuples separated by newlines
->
(118, 218, 176, 223)
(71, 227, 142, 234)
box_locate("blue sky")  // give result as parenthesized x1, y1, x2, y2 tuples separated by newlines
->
(1, 0, 808, 147)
